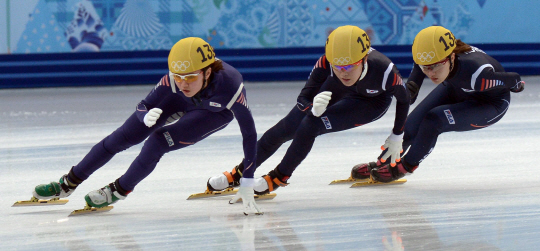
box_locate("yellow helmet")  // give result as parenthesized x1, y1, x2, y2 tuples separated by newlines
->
(168, 37, 215, 74)
(325, 25, 371, 66)
(412, 26, 456, 65)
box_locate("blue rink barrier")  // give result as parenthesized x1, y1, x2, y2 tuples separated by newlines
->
(0, 44, 539, 89)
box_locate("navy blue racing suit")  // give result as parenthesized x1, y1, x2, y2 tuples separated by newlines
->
(255, 49, 410, 177)
(71, 61, 257, 192)
(402, 46, 521, 166)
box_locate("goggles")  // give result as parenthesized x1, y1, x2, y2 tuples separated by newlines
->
(172, 71, 201, 83)
(332, 59, 363, 72)
(419, 57, 449, 72)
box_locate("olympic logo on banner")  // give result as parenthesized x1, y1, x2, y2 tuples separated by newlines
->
(416, 51, 435, 63)
(333, 57, 351, 65)
(170, 61, 191, 72)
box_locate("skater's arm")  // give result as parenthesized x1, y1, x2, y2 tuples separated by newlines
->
(229, 88, 257, 179)
(406, 64, 427, 104)
(378, 66, 409, 165)
(135, 75, 172, 123)
(471, 66, 522, 92)
(297, 55, 332, 113)
(386, 68, 409, 135)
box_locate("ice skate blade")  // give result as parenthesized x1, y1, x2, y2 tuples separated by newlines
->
(329, 176, 368, 185)
(187, 187, 276, 201)
(12, 197, 68, 207)
(350, 178, 407, 187)
(187, 187, 238, 199)
(69, 204, 114, 216)
(232, 193, 276, 203)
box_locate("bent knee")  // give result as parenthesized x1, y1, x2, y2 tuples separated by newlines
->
(297, 116, 326, 137)
(421, 111, 447, 133)
(142, 133, 174, 158)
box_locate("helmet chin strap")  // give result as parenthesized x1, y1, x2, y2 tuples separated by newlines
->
(358, 60, 369, 81)
(169, 71, 177, 93)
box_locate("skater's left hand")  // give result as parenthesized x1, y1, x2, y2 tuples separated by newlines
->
(511, 80, 525, 93)
(230, 179, 263, 216)
(380, 132, 404, 167)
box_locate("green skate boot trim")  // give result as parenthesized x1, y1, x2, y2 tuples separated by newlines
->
(85, 183, 127, 208)
(33, 182, 61, 199)
(33, 175, 77, 200)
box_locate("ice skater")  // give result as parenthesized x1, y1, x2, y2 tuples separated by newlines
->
(352, 26, 525, 182)
(207, 25, 410, 194)
(31, 37, 262, 215)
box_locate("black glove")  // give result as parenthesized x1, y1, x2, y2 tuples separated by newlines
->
(510, 80, 525, 93)
(406, 81, 419, 104)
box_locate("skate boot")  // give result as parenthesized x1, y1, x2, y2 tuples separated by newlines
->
(254, 166, 289, 195)
(370, 161, 418, 183)
(85, 179, 129, 208)
(351, 162, 379, 179)
(33, 172, 81, 200)
(207, 163, 244, 191)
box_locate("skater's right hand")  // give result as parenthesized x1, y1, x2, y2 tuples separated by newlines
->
(230, 178, 263, 216)
(311, 91, 332, 117)
(143, 108, 162, 127)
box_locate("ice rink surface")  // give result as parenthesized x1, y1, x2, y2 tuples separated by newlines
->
(1, 77, 539, 251)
